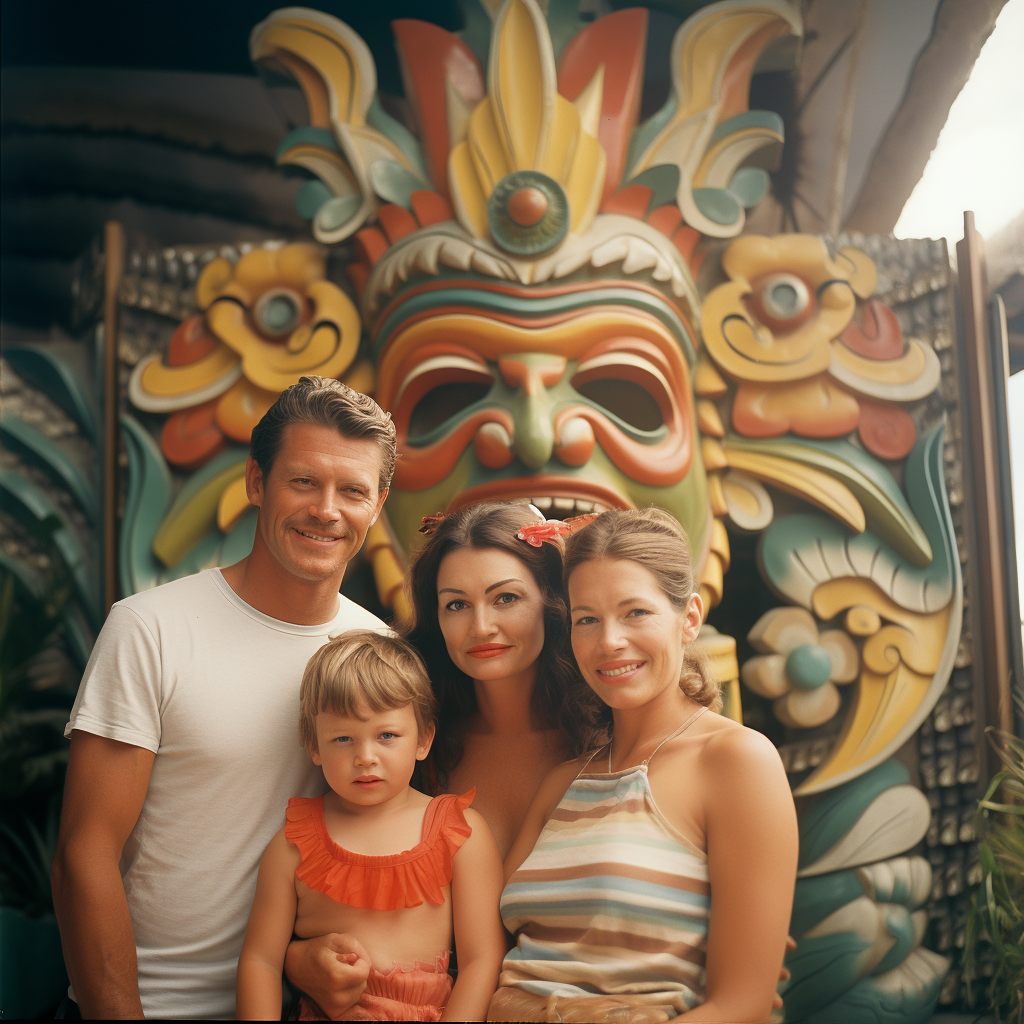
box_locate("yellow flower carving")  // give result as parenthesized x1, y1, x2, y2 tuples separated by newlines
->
(701, 235, 876, 384)
(196, 243, 360, 393)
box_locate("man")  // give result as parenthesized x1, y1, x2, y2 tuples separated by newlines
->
(52, 376, 390, 1018)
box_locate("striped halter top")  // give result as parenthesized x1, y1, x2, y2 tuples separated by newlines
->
(499, 707, 710, 1016)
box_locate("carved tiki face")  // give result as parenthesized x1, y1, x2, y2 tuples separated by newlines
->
(367, 238, 710, 566)
(248, 0, 802, 604)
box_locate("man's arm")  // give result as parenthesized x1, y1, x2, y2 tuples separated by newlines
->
(283, 934, 370, 1018)
(51, 731, 155, 1019)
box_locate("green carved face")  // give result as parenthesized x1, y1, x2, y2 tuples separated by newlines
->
(373, 285, 711, 567)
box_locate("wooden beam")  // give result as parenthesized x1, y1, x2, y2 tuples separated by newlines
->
(844, 0, 1008, 235)
(102, 221, 123, 616)
(957, 212, 1014, 750)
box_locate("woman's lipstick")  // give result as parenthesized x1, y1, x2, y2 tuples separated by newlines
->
(466, 643, 513, 659)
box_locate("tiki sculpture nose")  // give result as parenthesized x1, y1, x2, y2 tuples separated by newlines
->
(498, 355, 567, 469)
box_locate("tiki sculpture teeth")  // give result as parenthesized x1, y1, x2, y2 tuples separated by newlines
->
(117, 4, 963, 1018)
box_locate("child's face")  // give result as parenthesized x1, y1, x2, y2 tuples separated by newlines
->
(311, 703, 434, 808)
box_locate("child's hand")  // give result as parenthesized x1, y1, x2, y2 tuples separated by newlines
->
(284, 933, 371, 1018)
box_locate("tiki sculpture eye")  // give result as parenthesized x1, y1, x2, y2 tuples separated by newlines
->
(572, 354, 670, 433)
(408, 382, 493, 439)
(253, 288, 305, 337)
(748, 273, 814, 333)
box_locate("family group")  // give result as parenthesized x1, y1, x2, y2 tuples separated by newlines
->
(51, 376, 798, 1022)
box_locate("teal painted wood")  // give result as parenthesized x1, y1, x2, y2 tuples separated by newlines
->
(0, 551, 92, 665)
(799, 965, 942, 1024)
(0, 470, 98, 626)
(0, 415, 97, 524)
(159, 446, 248, 525)
(781, 929, 876, 1020)
(797, 760, 911, 872)
(790, 870, 866, 937)
(0, 550, 45, 603)
(3, 347, 96, 440)
(276, 126, 340, 159)
(624, 94, 677, 179)
(623, 164, 681, 213)
(758, 423, 955, 614)
(369, 159, 430, 210)
(220, 506, 258, 567)
(692, 186, 741, 226)
(119, 415, 172, 596)
(729, 434, 932, 566)
(366, 96, 431, 183)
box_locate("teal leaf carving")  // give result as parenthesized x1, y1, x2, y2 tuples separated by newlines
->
(623, 165, 681, 214)
(0, 470, 97, 626)
(366, 96, 430, 183)
(800, 948, 946, 1024)
(220, 507, 258, 568)
(295, 180, 335, 221)
(4, 347, 96, 440)
(692, 187, 741, 226)
(757, 423, 955, 613)
(731, 434, 932, 566)
(798, 761, 911, 872)
(0, 415, 96, 524)
(120, 415, 171, 596)
(369, 159, 429, 210)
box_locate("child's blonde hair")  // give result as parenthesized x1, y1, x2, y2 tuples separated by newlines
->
(299, 631, 437, 750)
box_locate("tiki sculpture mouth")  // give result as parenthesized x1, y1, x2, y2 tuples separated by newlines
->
(445, 478, 631, 518)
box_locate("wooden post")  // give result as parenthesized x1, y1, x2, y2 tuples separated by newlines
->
(102, 221, 124, 617)
(956, 212, 1014, 751)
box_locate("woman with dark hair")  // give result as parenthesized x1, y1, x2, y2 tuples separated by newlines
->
(490, 507, 798, 1023)
(403, 502, 602, 857)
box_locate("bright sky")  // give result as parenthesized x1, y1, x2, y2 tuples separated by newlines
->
(894, 0, 1024, 245)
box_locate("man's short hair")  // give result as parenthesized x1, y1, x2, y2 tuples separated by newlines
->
(250, 376, 397, 492)
(298, 631, 436, 750)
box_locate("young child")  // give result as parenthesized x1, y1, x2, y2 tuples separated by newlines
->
(236, 631, 505, 1021)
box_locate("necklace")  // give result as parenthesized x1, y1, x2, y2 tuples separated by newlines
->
(607, 705, 707, 773)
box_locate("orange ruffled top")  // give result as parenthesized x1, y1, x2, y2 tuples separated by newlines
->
(284, 790, 475, 911)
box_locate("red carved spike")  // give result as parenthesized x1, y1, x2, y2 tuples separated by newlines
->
(411, 190, 455, 227)
(354, 226, 390, 267)
(646, 204, 683, 237)
(557, 8, 648, 203)
(840, 299, 904, 360)
(346, 262, 370, 299)
(377, 204, 420, 245)
(166, 314, 218, 367)
(857, 398, 917, 460)
(672, 225, 700, 263)
(160, 399, 227, 470)
(392, 20, 484, 199)
(601, 183, 653, 218)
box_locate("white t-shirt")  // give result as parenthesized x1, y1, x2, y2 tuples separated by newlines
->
(64, 568, 387, 1019)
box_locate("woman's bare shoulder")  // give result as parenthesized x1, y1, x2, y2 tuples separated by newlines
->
(661, 712, 784, 781)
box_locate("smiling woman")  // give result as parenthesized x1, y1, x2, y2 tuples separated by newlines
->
(402, 502, 602, 858)
(490, 508, 798, 1023)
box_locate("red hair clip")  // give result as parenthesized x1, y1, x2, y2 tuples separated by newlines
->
(515, 505, 604, 548)
(516, 520, 571, 547)
(418, 513, 449, 536)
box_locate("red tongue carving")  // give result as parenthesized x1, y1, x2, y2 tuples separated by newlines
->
(838, 299, 904, 360)
(166, 314, 220, 366)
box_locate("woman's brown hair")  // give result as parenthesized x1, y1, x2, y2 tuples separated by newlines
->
(563, 507, 721, 720)
(403, 502, 603, 790)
